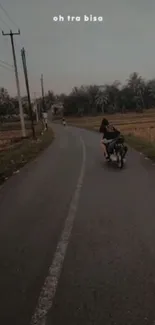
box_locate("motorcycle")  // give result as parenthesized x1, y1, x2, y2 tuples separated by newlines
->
(62, 118, 66, 126)
(105, 136, 128, 169)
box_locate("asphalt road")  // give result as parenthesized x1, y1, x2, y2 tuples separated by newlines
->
(1, 123, 155, 325)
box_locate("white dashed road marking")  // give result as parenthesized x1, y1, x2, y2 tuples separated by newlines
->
(30, 136, 86, 325)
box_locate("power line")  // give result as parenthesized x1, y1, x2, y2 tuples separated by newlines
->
(0, 62, 13, 71)
(0, 59, 13, 67)
(0, 14, 11, 30)
(0, 5, 23, 51)
(0, 2, 19, 30)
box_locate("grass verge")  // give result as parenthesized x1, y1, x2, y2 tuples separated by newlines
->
(0, 127, 54, 185)
(125, 134, 155, 161)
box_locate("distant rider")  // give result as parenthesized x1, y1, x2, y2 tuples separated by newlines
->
(62, 117, 66, 126)
(99, 118, 120, 159)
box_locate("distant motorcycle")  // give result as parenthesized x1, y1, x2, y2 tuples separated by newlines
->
(62, 118, 66, 126)
(105, 136, 128, 169)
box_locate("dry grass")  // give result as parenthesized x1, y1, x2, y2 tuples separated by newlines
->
(0, 122, 41, 152)
(0, 126, 54, 185)
(66, 110, 155, 143)
(0, 120, 54, 184)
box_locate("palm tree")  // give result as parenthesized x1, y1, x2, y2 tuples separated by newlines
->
(95, 87, 109, 113)
(0, 87, 9, 103)
(127, 72, 145, 111)
(86, 85, 99, 115)
(0, 87, 11, 117)
(147, 80, 155, 103)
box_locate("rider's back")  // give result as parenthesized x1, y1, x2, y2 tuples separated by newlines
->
(102, 124, 120, 140)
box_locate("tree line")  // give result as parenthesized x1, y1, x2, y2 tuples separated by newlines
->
(1, 72, 155, 121)
(62, 73, 155, 116)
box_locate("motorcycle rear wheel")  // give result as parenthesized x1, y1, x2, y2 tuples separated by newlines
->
(117, 153, 124, 169)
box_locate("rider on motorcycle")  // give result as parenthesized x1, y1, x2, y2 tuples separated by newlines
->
(62, 117, 66, 126)
(99, 118, 121, 159)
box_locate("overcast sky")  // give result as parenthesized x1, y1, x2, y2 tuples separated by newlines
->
(0, 0, 155, 97)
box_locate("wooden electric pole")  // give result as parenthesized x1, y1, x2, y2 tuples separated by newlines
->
(2, 30, 26, 137)
(21, 47, 35, 139)
(41, 74, 46, 112)
(34, 92, 39, 123)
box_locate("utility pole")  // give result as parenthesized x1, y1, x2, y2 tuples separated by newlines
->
(41, 74, 48, 129)
(2, 30, 26, 137)
(21, 47, 35, 138)
(41, 74, 46, 112)
(34, 92, 39, 123)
